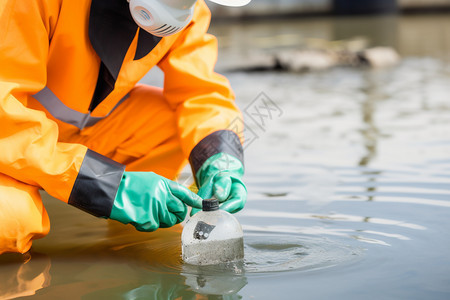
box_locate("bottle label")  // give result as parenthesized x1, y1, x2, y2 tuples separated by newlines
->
(193, 221, 216, 240)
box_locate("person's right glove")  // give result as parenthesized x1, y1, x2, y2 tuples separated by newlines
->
(191, 152, 246, 216)
(109, 171, 203, 232)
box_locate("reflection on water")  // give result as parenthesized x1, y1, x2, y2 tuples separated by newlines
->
(0, 253, 51, 299)
(182, 263, 247, 295)
(2, 14, 450, 299)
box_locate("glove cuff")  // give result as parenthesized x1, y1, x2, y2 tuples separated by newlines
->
(189, 130, 244, 177)
(68, 149, 125, 217)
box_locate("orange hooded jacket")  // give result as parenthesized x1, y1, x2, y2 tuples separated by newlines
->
(0, 0, 244, 218)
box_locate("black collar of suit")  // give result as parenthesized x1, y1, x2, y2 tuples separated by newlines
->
(87, 0, 162, 109)
(88, 0, 162, 80)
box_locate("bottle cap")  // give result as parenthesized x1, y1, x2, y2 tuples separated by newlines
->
(202, 197, 219, 211)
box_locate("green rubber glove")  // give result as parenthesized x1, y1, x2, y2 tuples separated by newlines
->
(110, 172, 203, 232)
(191, 152, 247, 216)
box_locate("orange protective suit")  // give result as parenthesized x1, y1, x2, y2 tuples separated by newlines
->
(0, 0, 244, 254)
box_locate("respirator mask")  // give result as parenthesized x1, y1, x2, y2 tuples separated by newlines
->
(128, 0, 251, 37)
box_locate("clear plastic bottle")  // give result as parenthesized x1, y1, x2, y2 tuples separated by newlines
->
(182, 197, 244, 265)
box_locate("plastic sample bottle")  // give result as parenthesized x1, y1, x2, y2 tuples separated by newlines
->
(181, 197, 244, 265)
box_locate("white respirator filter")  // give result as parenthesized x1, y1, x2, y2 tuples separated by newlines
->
(128, 0, 251, 37)
(128, 0, 196, 37)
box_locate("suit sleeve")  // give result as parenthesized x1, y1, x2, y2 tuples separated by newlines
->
(0, 0, 124, 217)
(158, 0, 244, 176)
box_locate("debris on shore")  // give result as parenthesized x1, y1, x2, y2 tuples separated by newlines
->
(276, 46, 400, 71)
(225, 37, 400, 72)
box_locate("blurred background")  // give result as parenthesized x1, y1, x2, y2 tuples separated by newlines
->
(206, 0, 450, 69)
(208, 0, 450, 17)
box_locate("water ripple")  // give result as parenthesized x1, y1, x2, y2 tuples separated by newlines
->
(240, 209, 426, 230)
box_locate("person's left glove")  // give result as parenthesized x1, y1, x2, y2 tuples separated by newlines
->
(191, 152, 247, 216)
(109, 171, 203, 231)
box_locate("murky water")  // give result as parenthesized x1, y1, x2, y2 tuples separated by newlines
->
(182, 237, 244, 266)
(1, 14, 450, 300)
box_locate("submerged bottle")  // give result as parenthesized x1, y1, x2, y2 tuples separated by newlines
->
(182, 197, 244, 265)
